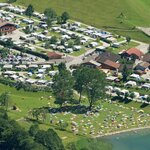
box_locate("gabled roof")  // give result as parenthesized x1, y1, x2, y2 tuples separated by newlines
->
(125, 48, 144, 58)
(103, 60, 120, 69)
(143, 53, 150, 62)
(137, 61, 150, 68)
(95, 51, 120, 63)
(47, 52, 62, 58)
(83, 60, 101, 67)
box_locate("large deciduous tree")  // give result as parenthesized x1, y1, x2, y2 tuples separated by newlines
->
(44, 8, 57, 20)
(61, 12, 70, 23)
(52, 63, 74, 107)
(44, 8, 57, 27)
(35, 129, 65, 150)
(85, 68, 106, 110)
(73, 66, 91, 103)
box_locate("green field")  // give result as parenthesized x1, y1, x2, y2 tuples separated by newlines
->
(1, 0, 149, 42)
(107, 41, 139, 54)
(0, 83, 150, 146)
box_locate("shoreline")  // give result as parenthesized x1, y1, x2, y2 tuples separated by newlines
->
(95, 126, 150, 138)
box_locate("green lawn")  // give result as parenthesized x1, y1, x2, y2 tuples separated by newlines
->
(1, 0, 149, 42)
(71, 49, 86, 56)
(0, 83, 150, 145)
(107, 41, 139, 54)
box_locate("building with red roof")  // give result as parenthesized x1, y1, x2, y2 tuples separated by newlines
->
(0, 19, 16, 34)
(121, 48, 144, 59)
(47, 52, 62, 60)
(101, 60, 120, 70)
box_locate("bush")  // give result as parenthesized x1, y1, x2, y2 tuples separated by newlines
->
(0, 40, 49, 60)
(0, 78, 52, 92)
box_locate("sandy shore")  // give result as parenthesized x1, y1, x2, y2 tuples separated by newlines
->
(95, 126, 150, 138)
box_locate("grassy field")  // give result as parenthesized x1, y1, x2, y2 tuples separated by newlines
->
(1, 0, 149, 42)
(107, 41, 139, 54)
(71, 49, 86, 56)
(0, 83, 150, 146)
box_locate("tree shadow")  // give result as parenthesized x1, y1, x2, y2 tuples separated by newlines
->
(124, 99, 132, 104)
(140, 103, 149, 108)
(54, 98, 79, 105)
(48, 105, 89, 114)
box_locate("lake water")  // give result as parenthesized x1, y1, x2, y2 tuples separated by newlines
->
(103, 129, 150, 150)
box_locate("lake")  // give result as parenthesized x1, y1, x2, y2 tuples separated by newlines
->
(103, 129, 150, 150)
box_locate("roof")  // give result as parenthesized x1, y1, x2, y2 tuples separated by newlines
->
(95, 51, 120, 63)
(143, 53, 150, 62)
(125, 81, 136, 86)
(130, 74, 140, 79)
(89, 60, 101, 66)
(83, 60, 101, 67)
(0, 19, 15, 28)
(137, 62, 150, 68)
(47, 52, 62, 58)
(103, 60, 120, 69)
(106, 76, 118, 81)
(125, 48, 144, 58)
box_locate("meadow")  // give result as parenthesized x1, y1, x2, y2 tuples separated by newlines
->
(0, 83, 150, 146)
(1, 0, 149, 42)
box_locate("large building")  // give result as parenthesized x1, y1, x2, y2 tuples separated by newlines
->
(0, 19, 16, 34)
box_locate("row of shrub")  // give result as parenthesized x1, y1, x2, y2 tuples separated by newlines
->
(0, 77, 52, 92)
(0, 40, 49, 60)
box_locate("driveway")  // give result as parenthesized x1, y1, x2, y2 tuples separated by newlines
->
(5, 29, 25, 42)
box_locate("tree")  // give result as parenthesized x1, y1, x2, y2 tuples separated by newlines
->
(0, 48, 9, 58)
(122, 64, 130, 82)
(29, 124, 39, 137)
(146, 96, 150, 103)
(25, 4, 34, 18)
(74, 37, 81, 45)
(46, 17, 53, 28)
(52, 64, 74, 107)
(24, 25, 33, 34)
(58, 62, 67, 73)
(30, 108, 48, 122)
(45, 41, 50, 49)
(116, 90, 121, 98)
(30, 108, 41, 121)
(57, 16, 62, 24)
(40, 108, 48, 122)
(35, 129, 65, 150)
(126, 36, 131, 44)
(0, 111, 46, 150)
(57, 121, 68, 131)
(60, 39, 65, 45)
(5, 38, 13, 49)
(61, 12, 70, 23)
(130, 92, 135, 100)
(0, 92, 11, 111)
(0, 109, 65, 150)
(85, 69, 106, 110)
(68, 41, 74, 48)
(49, 36, 57, 44)
(73, 66, 91, 103)
(15, 82, 24, 90)
(44, 8, 57, 20)
(124, 92, 129, 100)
